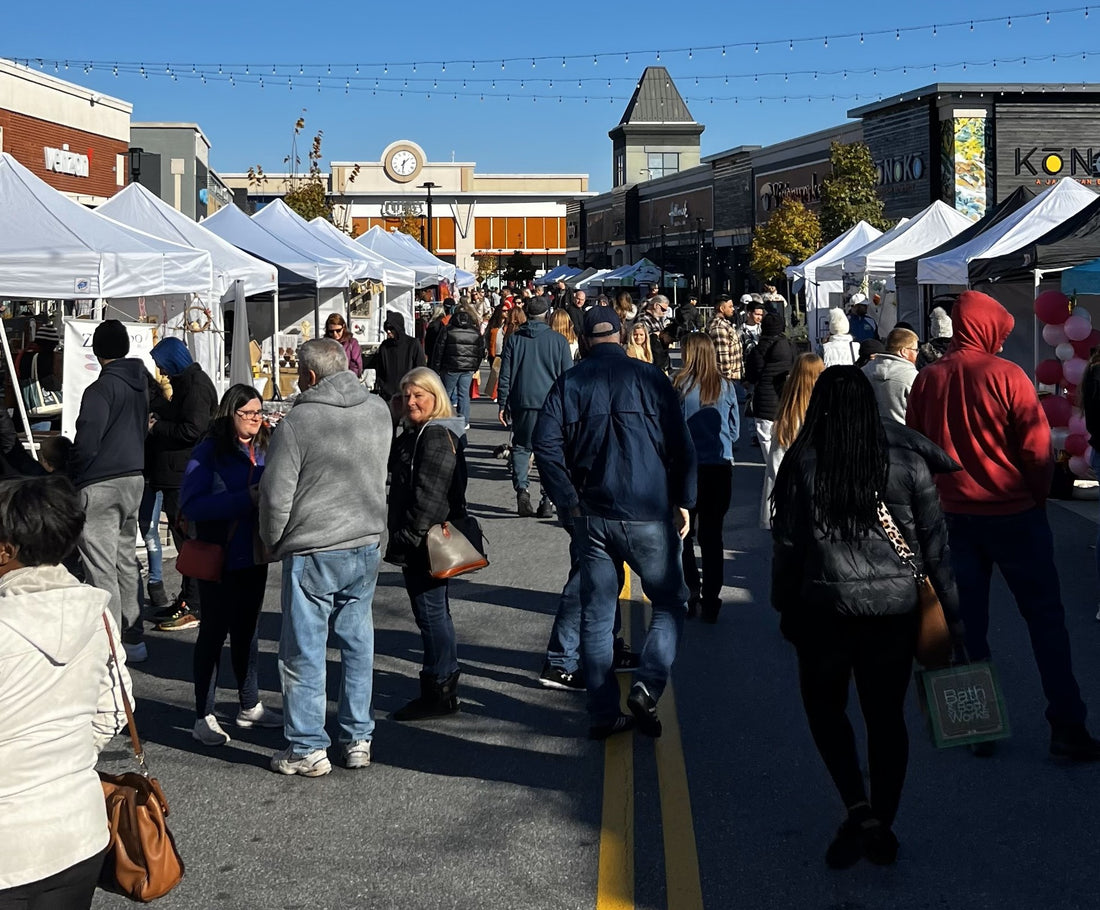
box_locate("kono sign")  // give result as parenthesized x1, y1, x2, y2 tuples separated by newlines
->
(875, 153, 925, 186)
(43, 144, 90, 178)
(1014, 146, 1099, 177)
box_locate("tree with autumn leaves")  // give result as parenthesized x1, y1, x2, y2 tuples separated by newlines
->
(819, 141, 892, 241)
(750, 198, 821, 284)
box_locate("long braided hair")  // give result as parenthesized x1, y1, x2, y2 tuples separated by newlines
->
(773, 365, 888, 541)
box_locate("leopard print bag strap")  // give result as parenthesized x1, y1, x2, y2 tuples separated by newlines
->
(876, 500, 923, 579)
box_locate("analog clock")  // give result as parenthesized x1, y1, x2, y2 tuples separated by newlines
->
(390, 150, 418, 176)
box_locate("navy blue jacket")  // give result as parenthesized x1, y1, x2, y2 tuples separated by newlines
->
(497, 320, 573, 414)
(69, 358, 149, 489)
(533, 343, 697, 520)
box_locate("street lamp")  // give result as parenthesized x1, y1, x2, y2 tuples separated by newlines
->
(419, 182, 438, 253)
(128, 148, 143, 186)
(696, 218, 705, 299)
(659, 224, 666, 291)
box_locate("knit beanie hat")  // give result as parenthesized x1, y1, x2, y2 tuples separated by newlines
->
(92, 320, 130, 360)
(828, 308, 849, 336)
(930, 306, 953, 339)
(150, 336, 193, 376)
(762, 313, 785, 337)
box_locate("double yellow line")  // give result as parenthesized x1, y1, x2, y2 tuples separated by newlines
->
(596, 575, 704, 910)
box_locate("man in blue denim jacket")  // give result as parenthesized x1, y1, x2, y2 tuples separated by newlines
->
(534, 307, 697, 740)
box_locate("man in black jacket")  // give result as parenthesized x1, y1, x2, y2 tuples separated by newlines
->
(147, 337, 218, 631)
(70, 320, 149, 662)
(365, 314, 426, 406)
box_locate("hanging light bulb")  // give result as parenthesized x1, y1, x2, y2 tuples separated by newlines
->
(593, 55, 597, 65)
(413, 63, 417, 72)
(260, 77, 265, 89)
(1047, 11, 1051, 23)
(824, 36, 828, 48)
(1007, 16, 1012, 27)
(656, 50, 660, 61)
(754, 42, 759, 53)
(933, 24, 937, 36)
(895, 28, 900, 39)
(299, 64, 303, 74)
(688, 48, 693, 59)
(561, 56, 566, 67)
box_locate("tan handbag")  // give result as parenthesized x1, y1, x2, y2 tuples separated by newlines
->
(876, 502, 952, 669)
(98, 614, 184, 902)
(426, 518, 489, 579)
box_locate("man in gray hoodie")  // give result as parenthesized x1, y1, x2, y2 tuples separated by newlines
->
(259, 338, 392, 777)
(862, 326, 919, 424)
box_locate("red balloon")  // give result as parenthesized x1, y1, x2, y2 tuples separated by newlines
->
(1088, 328, 1100, 345)
(1042, 394, 1073, 427)
(1036, 358, 1064, 385)
(1066, 433, 1089, 456)
(1035, 290, 1072, 325)
(1064, 382, 1078, 398)
(1072, 337, 1095, 359)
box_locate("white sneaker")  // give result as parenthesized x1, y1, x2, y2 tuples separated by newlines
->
(123, 641, 148, 664)
(270, 747, 331, 777)
(1095, 604, 1100, 621)
(193, 715, 231, 746)
(236, 703, 284, 728)
(343, 740, 372, 769)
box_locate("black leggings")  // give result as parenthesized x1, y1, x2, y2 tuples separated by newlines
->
(795, 612, 918, 827)
(681, 463, 733, 606)
(194, 565, 268, 718)
(0, 848, 105, 910)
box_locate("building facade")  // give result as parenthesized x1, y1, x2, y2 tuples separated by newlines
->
(0, 59, 131, 205)
(222, 139, 591, 273)
(130, 122, 232, 219)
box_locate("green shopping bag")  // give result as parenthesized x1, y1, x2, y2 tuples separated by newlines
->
(916, 662, 1010, 749)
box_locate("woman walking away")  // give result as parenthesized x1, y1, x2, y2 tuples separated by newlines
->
(771, 366, 963, 869)
(745, 313, 797, 527)
(181, 384, 282, 746)
(484, 305, 507, 399)
(1081, 347, 1100, 620)
(324, 313, 362, 377)
(550, 308, 580, 361)
(673, 334, 740, 622)
(430, 308, 485, 429)
(761, 353, 824, 529)
(625, 323, 653, 363)
(821, 309, 859, 367)
(0, 476, 131, 908)
(385, 367, 470, 721)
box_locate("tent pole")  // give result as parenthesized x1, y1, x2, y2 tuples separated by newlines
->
(1, 322, 38, 461)
(315, 286, 321, 339)
(1034, 268, 1042, 391)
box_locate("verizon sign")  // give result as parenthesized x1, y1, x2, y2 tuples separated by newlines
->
(44, 144, 90, 178)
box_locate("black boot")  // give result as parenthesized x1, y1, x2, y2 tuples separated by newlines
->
(392, 671, 461, 722)
(147, 580, 169, 609)
(517, 490, 535, 517)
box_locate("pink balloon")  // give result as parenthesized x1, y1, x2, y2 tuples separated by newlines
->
(1072, 306, 1092, 323)
(1035, 290, 1072, 325)
(1066, 433, 1088, 456)
(1064, 358, 1088, 386)
(1051, 427, 1071, 451)
(1069, 455, 1093, 478)
(1069, 412, 1088, 436)
(1036, 358, 1063, 385)
(1065, 315, 1092, 341)
(1042, 395, 1073, 427)
(1043, 323, 1069, 347)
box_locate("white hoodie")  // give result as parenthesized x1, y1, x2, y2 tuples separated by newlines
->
(0, 564, 132, 888)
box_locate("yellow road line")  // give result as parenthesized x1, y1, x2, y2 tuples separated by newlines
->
(654, 679, 704, 910)
(597, 574, 634, 910)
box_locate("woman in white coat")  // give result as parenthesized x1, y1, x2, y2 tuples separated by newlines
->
(0, 476, 132, 908)
(821, 308, 860, 367)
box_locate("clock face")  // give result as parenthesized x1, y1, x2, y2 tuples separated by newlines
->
(390, 150, 418, 176)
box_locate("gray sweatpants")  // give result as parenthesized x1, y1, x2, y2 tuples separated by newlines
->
(78, 476, 144, 631)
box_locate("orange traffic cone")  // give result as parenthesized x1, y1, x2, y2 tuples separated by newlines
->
(470, 376, 480, 399)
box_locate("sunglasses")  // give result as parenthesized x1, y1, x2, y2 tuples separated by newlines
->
(235, 408, 263, 420)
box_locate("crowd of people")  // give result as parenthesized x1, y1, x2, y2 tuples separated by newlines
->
(5, 275, 1100, 903)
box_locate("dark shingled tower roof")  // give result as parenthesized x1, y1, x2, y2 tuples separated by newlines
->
(618, 67, 697, 125)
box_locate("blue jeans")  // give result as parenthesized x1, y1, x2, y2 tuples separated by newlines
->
(442, 371, 473, 424)
(510, 408, 538, 493)
(402, 562, 459, 681)
(278, 544, 380, 753)
(945, 508, 1086, 728)
(547, 517, 624, 674)
(138, 486, 163, 586)
(577, 515, 687, 724)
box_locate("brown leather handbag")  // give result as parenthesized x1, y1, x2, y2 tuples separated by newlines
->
(877, 502, 953, 669)
(98, 615, 184, 902)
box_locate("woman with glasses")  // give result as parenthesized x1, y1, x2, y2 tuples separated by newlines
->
(324, 313, 362, 378)
(180, 384, 282, 746)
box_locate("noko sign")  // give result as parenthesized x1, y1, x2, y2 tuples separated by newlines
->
(44, 145, 90, 178)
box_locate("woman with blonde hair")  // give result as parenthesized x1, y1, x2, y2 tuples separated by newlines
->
(615, 291, 637, 342)
(761, 353, 825, 529)
(384, 367, 470, 721)
(673, 333, 740, 622)
(625, 323, 653, 363)
(549, 308, 579, 361)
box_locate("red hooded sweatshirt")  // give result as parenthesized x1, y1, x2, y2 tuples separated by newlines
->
(906, 290, 1052, 515)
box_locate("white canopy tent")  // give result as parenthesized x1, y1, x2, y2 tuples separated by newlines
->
(574, 269, 613, 290)
(454, 269, 476, 289)
(97, 183, 279, 388)
(357, 226, 453, 288)
(917, 178, 1098, 286)
(384, 229, 461, 286)
(204, 203, 348, 349)
(786, 221, 883, 342)
(587, 258, 663, 288)
(310, 218, 417, 337)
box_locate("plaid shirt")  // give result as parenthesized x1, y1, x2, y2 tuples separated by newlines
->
(707, 315, 743, 381)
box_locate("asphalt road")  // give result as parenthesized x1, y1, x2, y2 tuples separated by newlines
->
(92, 396, 1100, 910)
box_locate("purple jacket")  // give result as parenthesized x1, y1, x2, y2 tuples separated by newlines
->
(339, 335, 363, 377)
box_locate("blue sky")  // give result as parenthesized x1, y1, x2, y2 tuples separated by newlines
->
(4, 0, 1098, 191)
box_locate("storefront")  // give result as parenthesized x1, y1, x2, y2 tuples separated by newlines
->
(0, 59, 131, 206)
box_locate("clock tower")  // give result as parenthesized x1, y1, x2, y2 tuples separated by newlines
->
(381, 140, 426, 183)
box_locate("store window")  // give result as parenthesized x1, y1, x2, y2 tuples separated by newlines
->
(647, 152, 680, 179)
(614, 149, 626, 187)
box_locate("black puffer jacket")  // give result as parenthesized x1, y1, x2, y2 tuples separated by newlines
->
(431, 311, 485, 374)
(366, 314, 427, 400)
(745, 316, 797, 421)
(147, 362, 218, 489)
(771, 421, 963, 644)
